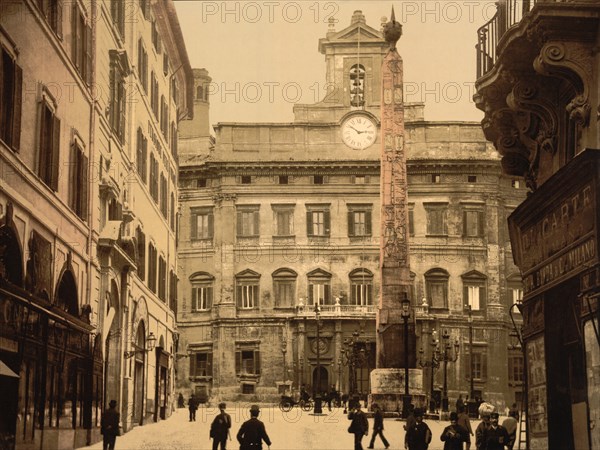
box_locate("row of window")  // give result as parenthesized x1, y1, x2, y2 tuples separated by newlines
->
(189, 268, 373, 311)
(136, 128, 176, 229)
(135, 227, 178, 308)
(190, 204, 486, 240)
(188, 348, 520, 383)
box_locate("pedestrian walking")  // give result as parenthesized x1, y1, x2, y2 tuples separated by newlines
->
(405, 408, 432, 450)
(237, 405, 271, 450)
(403, 404, 416, 449)
(482, 412, 510, 450)
(508, 403, 519, 422)
(188, 394, 198, 421)
(210, 402, 232, 450)
(475, 412, 491, 450)
(178, 393, 185, 408)
(440, 412, 468, 450)
(367, 403, 389, 449)
(455, 394, 464, 413)
(457, 406, 474, 450)
(501, 410, 519, 450)
(101, 400, 120, 450)
(342, 393, 349, 413)
(347, 400, 369, 450)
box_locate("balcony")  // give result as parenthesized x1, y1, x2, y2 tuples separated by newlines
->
(296, 304, 376, 317)
(474, 0, 600, 189)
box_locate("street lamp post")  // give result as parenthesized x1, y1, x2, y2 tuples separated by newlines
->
(440, 329, 460, 412)
(418, 330, 440, 414)
(466, 305, 475, 415)
(313, 303, 323, 414)
(400, 293, 412, 418)
(340, 330, 370, 401)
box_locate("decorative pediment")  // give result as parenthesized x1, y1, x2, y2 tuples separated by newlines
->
(235, 269, 261, 279)
(461, 270, 487, 280)
(335, 25, 383, 42)
(307, 268, 331, 279)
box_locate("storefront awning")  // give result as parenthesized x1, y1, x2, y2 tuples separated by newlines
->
(0, 359, 19, 378)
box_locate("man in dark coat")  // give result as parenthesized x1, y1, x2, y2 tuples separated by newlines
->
(457, 406, 474, 450)
(367, 403, 389, 449)
(237, 405, 271, 450)
(101, 400, 120, 450)
(211, 402, 232, 450)
(475, 413, 491, 450)
(189, 394, 198, 421)
(441, 412, 469, 450)
(482, 412, 510, 450)
(501, 410, 518, 450)
(405, 408, 432, 450)
(348, 401, 369, 450)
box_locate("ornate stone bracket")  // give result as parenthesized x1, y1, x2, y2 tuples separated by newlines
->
(534, 41, 592, 127)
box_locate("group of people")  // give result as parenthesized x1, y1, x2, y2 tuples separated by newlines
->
(209, 403, 272, 450)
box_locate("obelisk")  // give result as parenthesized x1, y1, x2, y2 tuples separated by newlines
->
(370, 7, 420, 415)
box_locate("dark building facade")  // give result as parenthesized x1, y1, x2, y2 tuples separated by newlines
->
(474, 1, 600, 449)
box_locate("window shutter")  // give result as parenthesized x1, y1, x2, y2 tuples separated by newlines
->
(236, 285, 242, 308)
(463, 285, 469, 308)
(347, 212, 354, 237)
(253, 284, 259, 308)
(207, 353, 213, 377)
(137, 128, 143, 173)
(81, 153, 88, 219)
(324, 210, 330, 236)
(119, 83, 126, 142)
(207, 287, 213, 309)
(85, 23, 92, 84)
(365, 211, 372, 235)
(442, 210, 448, 235)
(236, 176, 241, 184)
(191, 213, 198, 240)
(142, 136, 147, 182)
(365, 176, 370, 183)
(69, 143, 76, 209)
(324, 284, 331, 304)
(462, 211, 467, 237)
(482, 354, 487, 380)
(306, 211, 312, 236)
(443, 282, 448, 308)
(235, 351, 241, 374)
(309, 176, 314, 184)
(479, 286, 487, 310)
(189, 353, 197, 377)
(11, 61, 22, 151)
(478, 211, 485, 237)
(237, 211, 242, 237)
(51, 116, 61, 191)
(408, 210, 414, 236)
(323, 176, 329, 183)
(208, 213, 214, 238)
(254, 350, 260, 375)
(351, 175, 356, 184)
(191, 287, 197, 311)
(55, 0, 63, 38)
(253, 210, 259, 236)
(308, 284, 314, 304)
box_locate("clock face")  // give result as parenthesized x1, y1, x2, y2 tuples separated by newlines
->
(341, 115, 377, 150)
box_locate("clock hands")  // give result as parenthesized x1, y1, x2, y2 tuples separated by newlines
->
(348, 125, 366, 134)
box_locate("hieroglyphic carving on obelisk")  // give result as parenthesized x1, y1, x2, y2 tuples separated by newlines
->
(376, 7, 413, 370)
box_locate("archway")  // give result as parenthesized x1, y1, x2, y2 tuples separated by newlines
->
(104, 280, 121, 410)
(312, 366, 329, 396)
(55, 269, 79, 316)
(133, 322, 146, 426)
(0, 224, 24, 286)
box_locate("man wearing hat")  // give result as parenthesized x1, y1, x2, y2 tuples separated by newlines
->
(237, 405, 271, 450)
(481, 412, 510, 450)
(475, 411, 492, 450)
(348, 401, 369, 450)
(211, 402, 232, 450)
(440, 412, 468, 450)
(101, 400, 120, 450)
(405, 408, 432, 450)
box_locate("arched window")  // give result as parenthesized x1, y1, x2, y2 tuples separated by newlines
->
(196, 85, 203, 100)
(349, 64, 365, 107)
(461, 270, 487, 311)
(507, 273, 523, 308)
(307, 268, 331, 305)
(0, 224, 24, 286)
(190, 272, 214, 311)
(349, 268, 373, 306)
(424, 268, 449, 309)
(272, 268, 297, 308)
(235, 269, 260, 309)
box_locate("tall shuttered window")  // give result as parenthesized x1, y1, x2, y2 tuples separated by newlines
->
(0, 47, 22, 151)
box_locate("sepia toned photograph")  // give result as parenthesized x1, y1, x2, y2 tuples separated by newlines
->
(0, 1, 598, 449)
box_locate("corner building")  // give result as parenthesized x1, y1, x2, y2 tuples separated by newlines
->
(176, 11, 526, 412)
(0, 0, 193, 448)
(474, 0, 600, 449)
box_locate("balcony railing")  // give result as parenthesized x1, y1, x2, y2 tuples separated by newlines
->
(476, 0, 537, 78)
(296, 304, 376, 316)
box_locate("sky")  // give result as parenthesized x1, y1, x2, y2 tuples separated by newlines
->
(174, 0, 498, 126)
